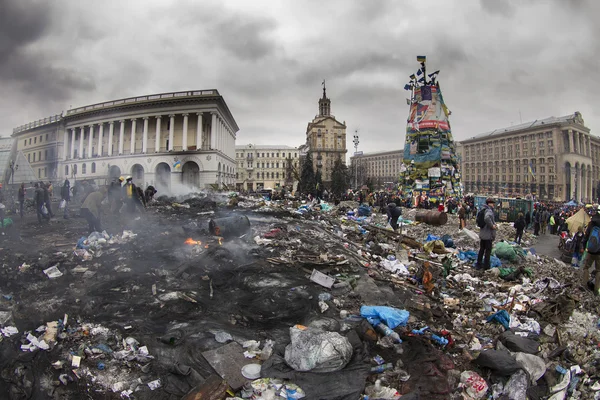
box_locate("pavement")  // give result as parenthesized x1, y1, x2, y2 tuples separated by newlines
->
(527, 229, 563, 260)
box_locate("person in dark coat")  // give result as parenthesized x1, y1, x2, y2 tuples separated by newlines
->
(475, 198, 497, 270)
(18, 183, 26, 219)
(513, 212, 526, 245)
(387, 202, 402, 231)
(61, 179, 71, 219)
(525, 211, 531, 230)
(34, 183, 48, 223)
(583, 210, 600, 294)
(42, 182, 54, 218)
(144, 185, 157, 204)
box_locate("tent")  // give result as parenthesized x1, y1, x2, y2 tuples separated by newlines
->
(565, 200, 578, 207)
(566, 208, 591, 235)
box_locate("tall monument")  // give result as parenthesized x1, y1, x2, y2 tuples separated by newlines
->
(401, 56, 461, 203)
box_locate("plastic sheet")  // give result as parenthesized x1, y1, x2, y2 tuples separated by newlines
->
(360, 306, 409, 329)
(504, 370, 528, 399)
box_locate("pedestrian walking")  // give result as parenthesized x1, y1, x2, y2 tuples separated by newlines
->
(458, 203, 466, 230)
(475, 198, 497, 270)
(42, 182, 54, 218)
(34, 183, 48, 223)
(525, 211, 531, 231)
(533, 210, 541, 236)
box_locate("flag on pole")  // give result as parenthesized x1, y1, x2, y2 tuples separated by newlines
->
(417, 69, 423, 76)
(404, 84, 411, 90)
(528, 163, 536, 180)
(173, 160, 182, 169)
(409, 74, 416, 80)
(417, 55, 426, 63)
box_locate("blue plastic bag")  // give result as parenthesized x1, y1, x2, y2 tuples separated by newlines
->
(360, 305, 409, 329)
(490, 255, 502, 268)
(358, 205, 371, 217)
(486, 310, 510, 330)
(459, 250, 478, 260)
(426, 234, 440, 242)
(76, 237, 90, 249)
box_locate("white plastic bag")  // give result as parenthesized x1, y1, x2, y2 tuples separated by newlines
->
(41, 205, 48, 215)
(284, 327, 352, 373)
(59, 199, 66, 209)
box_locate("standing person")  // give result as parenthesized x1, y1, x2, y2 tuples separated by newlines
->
(108, 177, 124, 214)
(80, 188, 106, 233)
(533, 209, 541, 236)
(475, 198, 497, 270)
(18, 183, 26, 219)
(42, 182, 54, 218)
(572, 226, 585, 267)
(34, 183, 48, 223)
(549, 213, 556, 234)
(122, 176, 138, 213)
(458, 203, 466, 230)
(525, 211, 532, 231)
(386, 202, 402, 231)
(582, 208, 600, 295)
(61, 179, 71, 219)
(541, 208, 549, 235)
(514, 212, 526, 245)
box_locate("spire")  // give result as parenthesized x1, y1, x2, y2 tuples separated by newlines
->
(318, 80, 331, 116)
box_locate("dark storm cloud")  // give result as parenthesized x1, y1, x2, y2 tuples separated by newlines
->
(210, 15, 278, 61)
(479, 0, 516, 17)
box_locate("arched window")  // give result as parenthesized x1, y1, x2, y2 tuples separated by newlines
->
(82, 163, 87, 174)
(65, 165, 69, 176)
(276, 172, 279, 178)
(91, 162, 96, 173)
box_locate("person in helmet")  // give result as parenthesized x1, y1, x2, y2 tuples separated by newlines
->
(122, 176, 138, 213)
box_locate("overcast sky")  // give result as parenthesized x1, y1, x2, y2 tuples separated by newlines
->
(2, 0, 599, 155)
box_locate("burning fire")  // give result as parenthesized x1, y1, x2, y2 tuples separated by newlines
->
(218, 238, 223, 246)
(184, 238, 202, 246)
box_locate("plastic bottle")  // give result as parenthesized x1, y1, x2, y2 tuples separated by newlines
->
(375, 323, 402, 343)
(370, 363, 393, 373)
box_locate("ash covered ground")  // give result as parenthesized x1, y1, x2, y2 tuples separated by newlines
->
(0, 193, 600, 400)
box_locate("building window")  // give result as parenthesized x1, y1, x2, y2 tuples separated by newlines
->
(276, 172, 279, 178)
(282, 172, 285, 179)
(276, 153, 279, 157)
(34, 137, 37, 144)
(28, 154, 31, 162)
(44, 150, 48, 160)
(271, 153, 274, 157)
(91, 162, 96, 173)
(38, 169, 41, 178)
(24, 140, 26, 147)
(65, 165, 69, 176)
(276, 163, 279, 168)
(262, 153, 265, 157)
(548, 140, 553, 147)
(29, 138, 31, 145)
(33, 153, 36, 162)
(82, 164, 86, 174)
(282, 153, 285, 158)
(44, 167, 47, 177)
(236, 173, 239, 179)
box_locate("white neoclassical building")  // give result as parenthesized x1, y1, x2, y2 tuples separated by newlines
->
(56, 89, 239, 192)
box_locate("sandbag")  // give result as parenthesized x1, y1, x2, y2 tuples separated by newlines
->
(284, 327, 352, 373)
(494, 242, 517, 262)
(515, 352, 546, 383)
(474, 350, 520, 375)
(499, 331, 540, 354)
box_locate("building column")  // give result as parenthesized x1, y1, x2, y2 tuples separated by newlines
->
(155, 116, 162, 153)
(118, 120, 125, 155)
(196, 113, 203, 151)
(210, 113, 217, 149)
(142, 117, 149, 153)
(568, 130, 574, 153)
(87, 125, 94, 158)
(63, 130, 70, 161)
(589, 167, 593, 202)
(168, 114, 175, 151)
(182, 113, 189, 151)
(78, 127, 84, 159)
(130, 118, 137, 155)
(108, 122, 114, 156)
(70, 129, 76, 159)
(97, 123, 104, 157)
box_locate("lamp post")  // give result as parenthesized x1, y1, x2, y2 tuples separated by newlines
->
(353, 131, 359, 190)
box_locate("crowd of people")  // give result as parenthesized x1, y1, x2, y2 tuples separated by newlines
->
(8, 177, 158, 234)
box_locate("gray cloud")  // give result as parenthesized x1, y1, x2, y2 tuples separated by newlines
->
(1, 0, 599, 160)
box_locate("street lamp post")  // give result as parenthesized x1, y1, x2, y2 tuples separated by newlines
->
(353, 131, 359, 190)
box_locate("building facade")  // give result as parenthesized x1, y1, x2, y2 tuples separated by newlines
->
(12, 114, 63, 182)
(459, 112, 599, 202)
(235, 144, 300, 192)
(350, 149, 403, 189)
(11, 90, 239, 194)
(305, 85, 347, 185)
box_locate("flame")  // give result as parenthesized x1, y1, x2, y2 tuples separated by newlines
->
(218, 238, 223, 246)
(184, 238, 202, 245)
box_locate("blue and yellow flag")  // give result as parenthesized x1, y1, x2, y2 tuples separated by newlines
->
(528, 163, 535, 180)
(173, 160, 181, 169)
(417, 55, 426, 63)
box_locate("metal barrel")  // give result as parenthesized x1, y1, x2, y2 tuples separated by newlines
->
(209, 215, 251, 237)
(415, 210, 448, 226)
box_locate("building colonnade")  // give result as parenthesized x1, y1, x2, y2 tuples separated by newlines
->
(63, 112, 236, 161)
